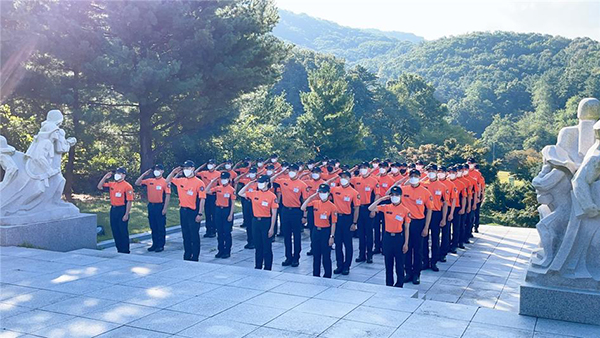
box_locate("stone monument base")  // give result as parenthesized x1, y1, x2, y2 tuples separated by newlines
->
(0, 213, 97, 252)
(520, 283, 600, 325)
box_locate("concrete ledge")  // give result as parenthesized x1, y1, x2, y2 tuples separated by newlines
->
(0, 213, 97, 252)
(520, 282, 600, 325)
(97, 212, 243, 250)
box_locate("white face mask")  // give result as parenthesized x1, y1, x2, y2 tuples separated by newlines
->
(463, 170, 469, 175)
(311, 173, 320, 180)
(416, 165, 424, 171)
(360, 168, 368, 176)
(257, 162, 264, 167)
(225, 164, 232, 170)
(257, 182, 267, 190)
(319, 192, 329, 201)
(322, 161, 327, 166)
(469, 164, 475, 170)
(457, 172, 463, 178)
(221, 179, 229, 185)
(391, 196, 401, 204)
(391, 168, 399, 174)
(207, 164, 215, 170)
(298, 166, 304, 171)
(437, 172, 447, 180)
(266, 170, 273, 176)
(372, 163, 379, 169)
(183, 169, 193, 178)
(248, 173, 256, 179)
(114, 173, 123, 181)
(289, 171, 297, 179)
(379, 168, 386, 174)
(335, 163, 340, 168)
(308, 164, 314, 170)
(271, 158, 277, 163)
(340, 178, 349, 186)
(449, 173, 457, 180)
(409, 177, 420, 185)
(428, 172, 437, 180)
(153, 170, 162, 177)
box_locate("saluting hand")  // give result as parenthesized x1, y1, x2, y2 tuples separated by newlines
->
(104, 172, 112, 179)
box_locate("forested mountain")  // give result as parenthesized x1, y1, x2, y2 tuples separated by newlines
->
(274, 11, 600, 137)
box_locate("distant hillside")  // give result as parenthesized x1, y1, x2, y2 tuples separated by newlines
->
(273, 10, 423, 63)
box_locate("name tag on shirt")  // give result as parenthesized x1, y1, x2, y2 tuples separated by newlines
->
(416, 199, 423, 205)
(224, 193, 230, 198)
(435, 190, 442, 196)
(248, 188, 254, 192)
(365, 187, 371, 191)
(343, 196, 351, 202)
(320, 213, 328, 220)
(156, 186, 162, 190)
(187, 190, 194, 196)
(115, 192, 122, 198)
(330, 183, 336, 187)
(395, 215, 404, 222)
(261, 201, 269, 207)
(382, 183, 388, 187)
(293, 188, 299, 193)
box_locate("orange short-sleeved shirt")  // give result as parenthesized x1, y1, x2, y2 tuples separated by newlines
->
(172, 177, 206, 210)
(377, 203, 411, 233)
(274, 178, 308, 208)
(377, 174, 396, 196)
(328, 176, 340, 188)
(351, 176, 379, 205)
(305, 179, 325, 195)
(331, 185, 360, 215)
(422, 179, 450, 211)
(222, 170, 238, 181)
(247, 190, 279, 217)
(389, 173, 404, 183)
(459, 177, 475, 199)
(402, 184, 434, 219)
(451, 178, 466, 207)
(440, 179, 459, 208)
(308, 200, 338, 228)
(103, 181, 134, 206)
(197, 170, 221, 193)
(213, 184, 236, 207)
(141, 178, 171, 204)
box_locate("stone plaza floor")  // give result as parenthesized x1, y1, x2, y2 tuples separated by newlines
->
(1, 223, 600, 337)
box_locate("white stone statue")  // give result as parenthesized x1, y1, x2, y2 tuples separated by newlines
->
(0, 110, 81, 225)
(527, 98, 600, 291)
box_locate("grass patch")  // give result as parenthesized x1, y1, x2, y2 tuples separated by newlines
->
(497, 170, 525, 187)
(73, 194, 241, 242)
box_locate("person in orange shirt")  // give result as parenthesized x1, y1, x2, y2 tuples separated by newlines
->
(218, 159, 238, 181)
(302, 167, 325, 256)
(301, 184, 338, 278)
(462, 163, 481, 242)
(374, 162, 394, 254)
(239, 175, 279, 270)
(330, 171, 360, 275)
(421, 164, 449, 272)
(167, 161, 207, 262)
(394, 169, 433, 285)
(351, 162, 380, 264)
(195, 159, 220, 238)
(369, 186, 410, 287)
(272, 163, 308, 267)
(437, 166, 457, 262)
(449, 166, 468, 252)
(235, 166, 258, 249)
(269, 153, 281, 171)
(206, 171, 236, 259)
(97, 167, 134, 254)
(457, 164, 475, 246)
(467, 158, 485, 233)
(135, 164, 171, 252)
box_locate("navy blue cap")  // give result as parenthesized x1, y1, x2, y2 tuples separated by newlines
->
(115, 167, 127, 174)
(318, 184, 330, 192)
(257, 175, 270, 183)
(183, 160, 195, 168)
(390, 186, 402, 195)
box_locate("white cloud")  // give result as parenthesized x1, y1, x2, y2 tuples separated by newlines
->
(276, 0, 600, 41)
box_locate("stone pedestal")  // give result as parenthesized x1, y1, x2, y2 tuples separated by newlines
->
(520, 283, 600, 325)
(0, 213, 97, 252)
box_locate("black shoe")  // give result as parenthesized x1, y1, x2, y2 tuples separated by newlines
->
(334, 267, 343, 274)
(277, 233, 284, 237)
(412, 275, 420, 285)
(475, 228, 479, 233)
(464, 240, 471, 244)
(244, 244, 255, 249)
(373, 248, 381, 255)
(154, 247, 164, 253)
(431, 264, 440, 272)
(282, 259, 292, 266)
(459, 245, 466, 249)
(366, 258, 373, 264)
(221, 254, 230, 259)
(306, 251, 313, 256)
(355, 257, 366, 263)
(394, 283, 403, 288)
(215, 252, 223, 258)
(439, 257, 447, 262)
(291, 261, 299, 267)
(423, 262, 431, 270)
(404, 275, 413, 283)
(147, 246, 156, 252)
(450, 248, 457, 254)
(342, 269, 350, 275)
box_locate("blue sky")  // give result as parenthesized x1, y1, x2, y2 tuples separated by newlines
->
(276, 0, 599, 41)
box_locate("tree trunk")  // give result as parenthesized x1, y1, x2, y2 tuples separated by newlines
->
(139, 104, 154, 173)
(64, 71, 82, 202)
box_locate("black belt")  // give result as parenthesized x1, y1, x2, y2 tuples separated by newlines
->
(217, 206, 230, 209)
(254, 216, 270, 220)
(386, 231, 403, 236)
(315, 226, 331, 230)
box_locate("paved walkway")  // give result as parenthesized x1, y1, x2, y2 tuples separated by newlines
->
(2, 225, 600, 337)
(131, 222, 537, 312)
